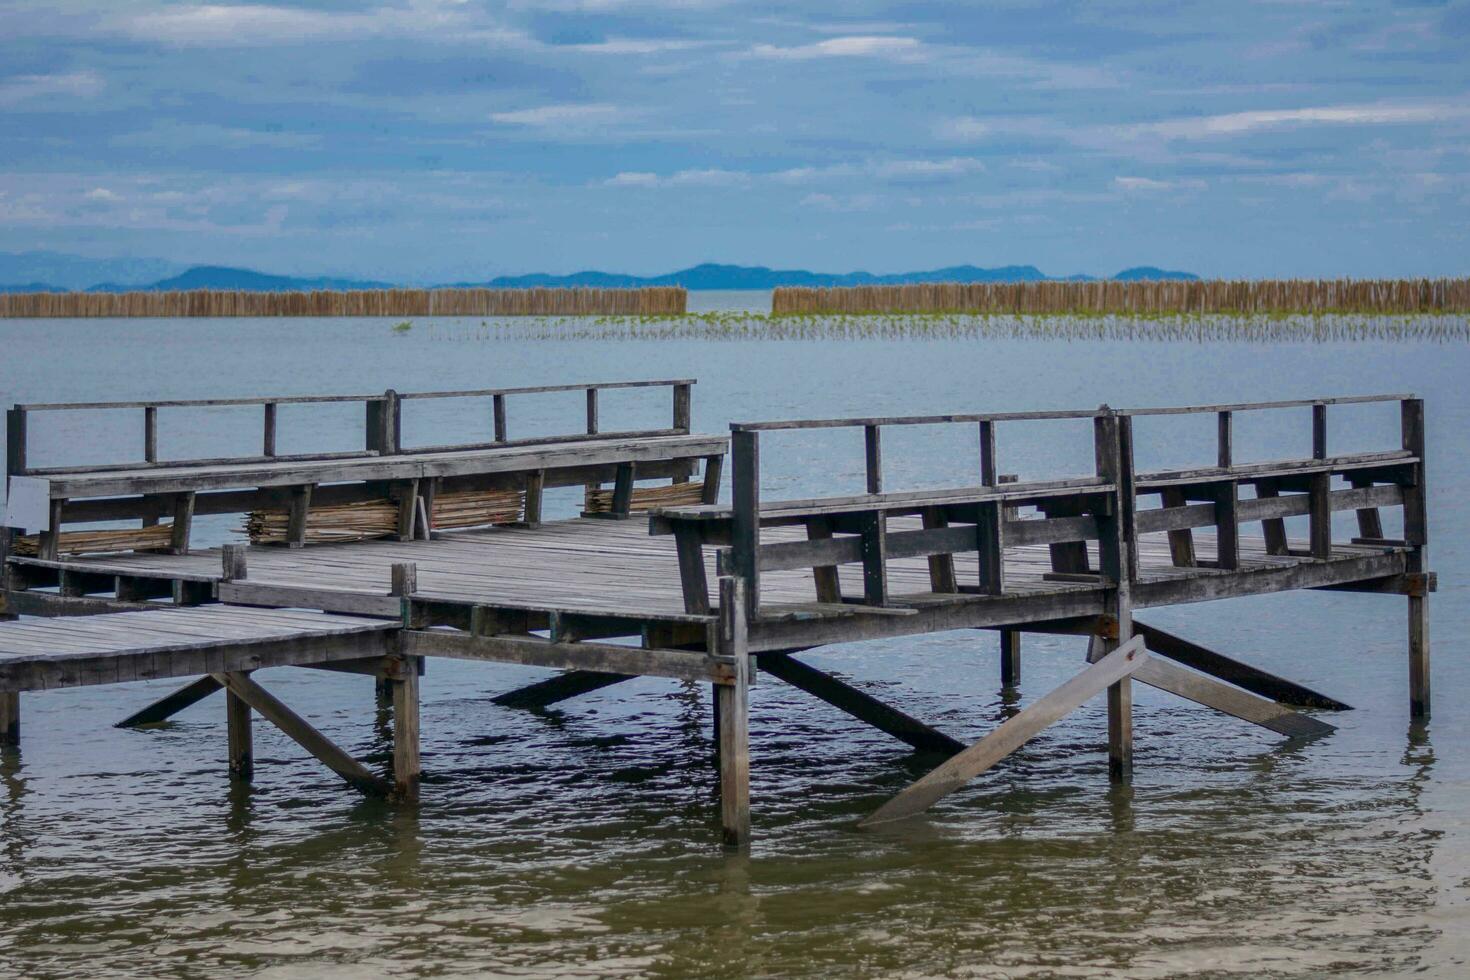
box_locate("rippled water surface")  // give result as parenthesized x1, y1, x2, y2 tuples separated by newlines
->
(2, 299, 1469, 977)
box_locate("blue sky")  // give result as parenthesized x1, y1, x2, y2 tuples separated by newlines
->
(1, 0, 1468, 280)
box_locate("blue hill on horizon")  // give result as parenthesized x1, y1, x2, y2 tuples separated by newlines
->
(0, 258, 1200, 294)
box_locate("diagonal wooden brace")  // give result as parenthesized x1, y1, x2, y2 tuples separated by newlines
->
(759, 653, 964, 755)
(1131, 657, 1335, 738)
(213, 671, 390, 797)
(116, 675, 223, 727)
(860, 636, 1148, 827)
(1133, 620, 1351, 711)
(491, 669, 635, 709)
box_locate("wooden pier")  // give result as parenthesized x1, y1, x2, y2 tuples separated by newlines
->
(0, 384, 1434, 845)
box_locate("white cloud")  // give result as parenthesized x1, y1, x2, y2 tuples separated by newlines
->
(605, 168, 748, 187)
(1124, 100, 1470, 141)
(749, 36, 926, 61)
(492, 103, 630, 126)
(84, 187, 121, 202)
(0, 70, 103, 107)
(1113, 176, 1206, 193)
(116, 2, 523, 46)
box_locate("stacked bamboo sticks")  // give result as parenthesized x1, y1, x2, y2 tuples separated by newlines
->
(430, 490, 524, 529)
(243, 499, 399, 545)
(0, 286, 687, 318)
(584, 481, 705, 514)
(12, 524, 175, 556)
(771, 279, 1470, 316)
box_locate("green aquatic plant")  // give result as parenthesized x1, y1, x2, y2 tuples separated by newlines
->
(393, 320, 413, 333)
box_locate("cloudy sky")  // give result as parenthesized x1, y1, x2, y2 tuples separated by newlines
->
(2, 0, 1468, 280)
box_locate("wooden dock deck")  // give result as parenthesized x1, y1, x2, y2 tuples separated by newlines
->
(0, 385, 1434, 847)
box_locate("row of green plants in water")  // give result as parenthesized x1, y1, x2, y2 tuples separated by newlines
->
(389, 309, 1470, 342)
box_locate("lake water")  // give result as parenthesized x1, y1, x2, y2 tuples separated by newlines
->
(1, 301, 1468, 977)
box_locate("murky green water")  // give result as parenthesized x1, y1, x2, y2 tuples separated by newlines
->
(2, 300, 1468, 977)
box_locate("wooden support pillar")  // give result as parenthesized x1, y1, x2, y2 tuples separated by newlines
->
(226, 686, 253, 779)
(978, 500, 1005, 595)
(492, 394, 507, 442)
(144, 405, 158, 463)
(396, 479, 419, 541)
(1214, 481, 1239, 570)
(263, 402, 278, 456)
(1347, 475, 1386, 539)
(1256, 480, 1290, 556)
(805, 517, 842, 604)
(1409, 593, 1430, 720)
(169, 491, 196, 554)
(610, 462, 636, 516)
(286, 484, 313, 549)
(1401, 397, 1430, 719)
(0, 692, 18, 746)
(922, 507, 957, 593)
(1160, 488, 1196, 567)
(1093, 411, 1134, 783)
(859, 511, 888, 606)
(999, 629, 1021, 687)
(37, 498, 64, 561)
(730, 430, 761, 621)
(864, 425, 882, 494)
(391, 658, 421, 802)
(673, 382, 692, 432)
(715, 577, 750, 848)
(700, 454, 723, 505)
(524, 469, 545, 527)
(221, 543, 247, 582)
(1308, 472, 1333, 559)
(586, 388, 599, 435)
(672, 523, 711, 615)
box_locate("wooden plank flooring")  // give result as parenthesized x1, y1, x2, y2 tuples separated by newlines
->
(10, 516, 1404, 620)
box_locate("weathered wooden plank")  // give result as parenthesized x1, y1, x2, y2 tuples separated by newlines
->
(392, 657, 421, 801)
(490, 670, 635, 708)
(226, 685, 253, 778)
(860, 637, 1147, 826)
(921, 508, 958, 593)
(400, 629, 733, 684)
(759, 653, 965, 755)
(217, 583, 400, 617)
(716, 577, 750, 847)
(1133, 657, 1334, 737)
(806, 517, 843, 604)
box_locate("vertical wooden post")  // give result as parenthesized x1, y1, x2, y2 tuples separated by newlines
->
(1402, 397, 1429, 718)
(492, 394, 507, 442)
(1093, 411, 1134, 781)
(586, 388, 599, 435)
(859, 510, 888, 606)
(0, 692, 18, 746)
(226, 686, 253, 779)
(169, 492, 195, 554)
(1214, 481, 1239, 570)
(6, 407, 27, 477)
(144, 405, 158, 464)
(1308, 473, 1332, 559)
(977, 500, 1005, 595)
(524, 469, 545, 526)
(979, 419, 997, 487)
(392, 658, 421, 802)
(396, 479, 419, 541)
(1217, 410, 1233, 469)
(700, 454, 723, 505)
(715, 576, 750, 848)
(673, 383, 692, 433)
(1161, 488, 1196, 567)
(1256, 480, 1290, 555)
(286, 484, 313, 549)
(730, 429, 761, 621)
(366, 390, 398, 454)
(921, 507, 957, 593)
(262, 402, 278, 457)
(610, 462, 636, 516)
(1312, 403, 1328, 460)
(385, 563, 418, 706)
(805, 517, 842, 604)
(38, 498, 64, 561)
(1000, 629, 1021, 686)
(864, 425, 882, 495)
(221, 543, 247, 582)
(1348, 475, 1385, 538)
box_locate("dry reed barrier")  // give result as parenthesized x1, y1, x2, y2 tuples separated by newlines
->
(0, 286, 686, 318)
(772, 279, 1470, 316)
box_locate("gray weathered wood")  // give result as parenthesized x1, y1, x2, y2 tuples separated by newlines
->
(491, 670, 634, 708)
(1132, 656, 1334, 737)
(392, 656, 421, 801)
(759, 653, 965, 755)
(226, 684, 253, 778)
(716, 577, 750, 847)
(860, 636, 1147, 826)
(999, 628, 1020, 686)
(214, 670, 389, 796)
(0, 691, 18, 745)
(1132, 620, 1350, 710)
(401, 628, 732, 684)
(116, 674, 223, 727)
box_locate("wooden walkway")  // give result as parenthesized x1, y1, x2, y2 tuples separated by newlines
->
(0, 387, 1437, 847)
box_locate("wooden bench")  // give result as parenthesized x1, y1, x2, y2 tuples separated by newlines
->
(4, 380, 726, 560)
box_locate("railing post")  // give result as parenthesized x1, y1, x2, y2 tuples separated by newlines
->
(864, 424, 882, 494)
(1312, 402, 1328, 460)
(1092, 408, 1134, 782)
(144, 406, 158, 464)
(366, 390, 398, 455)
(262, 402, 278, 457)
(1217, 410, 1233, 468)
(730, 429, 761, 621)
(7, 407, 27, 477)
(979, 419, 997, 487)
(715, 575, 751, 848)
(493, 394, 507, 442)
(586, 388, 599, 436)
(673, 383, 692, 433)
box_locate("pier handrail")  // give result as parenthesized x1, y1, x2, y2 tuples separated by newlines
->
(6, 379, 696, 476)
(708, 395, 1424, 619)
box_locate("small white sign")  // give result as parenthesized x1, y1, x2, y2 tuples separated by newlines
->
(2, 476, 51, 532)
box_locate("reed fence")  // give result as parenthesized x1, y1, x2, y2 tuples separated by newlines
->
(771, 279, 1470, 316)
(0, 286, 686, 318)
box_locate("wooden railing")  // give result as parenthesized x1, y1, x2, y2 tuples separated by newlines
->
(6, 379, 694, 476)
(652, 395, 1426, 621)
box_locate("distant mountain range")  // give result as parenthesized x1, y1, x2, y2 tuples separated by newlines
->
(0, 251, 1198, 293)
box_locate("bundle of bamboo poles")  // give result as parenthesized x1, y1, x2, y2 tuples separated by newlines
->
(430, 489, 524, 529)
(0, 286, 687, 318)
(584, 481, 705, 514)
(243, 499, 399, 545)
(770, 279, 1470, 316)
(12, 523, 174, 556)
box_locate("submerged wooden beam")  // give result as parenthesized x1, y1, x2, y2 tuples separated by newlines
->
(491, 670, 635, 709)
(860, 637, 1148, 827)
(116, 674, 224, 727)
(758, 653, 965, 756)
(212, 670, 389, 796)
(0, 692, 18, 746)
(1132, 620, 1351, 711)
